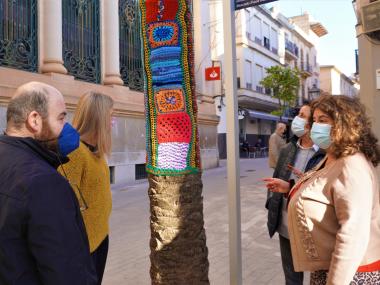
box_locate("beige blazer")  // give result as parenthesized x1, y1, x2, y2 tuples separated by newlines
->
(288, 153, 380, 285)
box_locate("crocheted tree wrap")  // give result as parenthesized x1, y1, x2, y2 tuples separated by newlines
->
(140, 0, 200, 175)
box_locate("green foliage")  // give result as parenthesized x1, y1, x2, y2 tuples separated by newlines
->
(260, 66, 300, 118)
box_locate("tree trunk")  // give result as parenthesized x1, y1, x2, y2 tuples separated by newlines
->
(149, 173, 209, 284)
(140, 0, 210, 283)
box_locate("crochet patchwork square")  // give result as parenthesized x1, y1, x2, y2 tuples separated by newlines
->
(157, 142, 189, 170)
(147, 21, 179, 49)
(155, 88, 185, 113)
(157, 112, 191, 143)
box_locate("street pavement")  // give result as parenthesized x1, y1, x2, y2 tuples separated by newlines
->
(103, 158, 299, 284)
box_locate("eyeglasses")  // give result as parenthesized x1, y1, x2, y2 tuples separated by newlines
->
(59, 165, 88, 212)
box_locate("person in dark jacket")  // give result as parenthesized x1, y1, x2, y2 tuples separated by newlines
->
(264, 103, 325, 285)
(0, 82, 97, 285)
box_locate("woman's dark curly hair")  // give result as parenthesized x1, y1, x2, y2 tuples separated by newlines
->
(310, 95, 380, 166)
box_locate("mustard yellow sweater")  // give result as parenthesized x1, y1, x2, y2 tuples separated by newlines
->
(58, 142, 112, 253)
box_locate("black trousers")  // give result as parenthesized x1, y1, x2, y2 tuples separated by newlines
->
(91, 236, 109, 285)
(279, 234, 304, 285)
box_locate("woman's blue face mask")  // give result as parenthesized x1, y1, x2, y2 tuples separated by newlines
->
(310, 123, 332, 149)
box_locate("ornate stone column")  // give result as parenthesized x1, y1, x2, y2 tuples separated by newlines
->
(40, 0, 67, 74)
(102, 0, 124, 85)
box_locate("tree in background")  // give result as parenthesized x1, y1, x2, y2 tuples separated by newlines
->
(139, 0, 209, 284)
(260, 66, 300, 119)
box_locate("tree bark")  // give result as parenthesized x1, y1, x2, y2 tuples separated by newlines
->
(149, 173, 209, 284)
(139, 0, 210, 282)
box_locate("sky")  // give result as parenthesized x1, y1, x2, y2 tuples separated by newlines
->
(265, 0, 358, 76)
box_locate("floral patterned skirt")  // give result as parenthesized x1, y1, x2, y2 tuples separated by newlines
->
(310, 270, 380, 285)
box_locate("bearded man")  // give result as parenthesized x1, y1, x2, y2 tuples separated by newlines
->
(0, 82, 97, 285)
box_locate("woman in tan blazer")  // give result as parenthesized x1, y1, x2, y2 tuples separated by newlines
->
(265, 95, 380, 284)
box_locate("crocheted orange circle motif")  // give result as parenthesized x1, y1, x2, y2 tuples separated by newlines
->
(157, 112, 191, 143)
(155, 88, 185, 113)
(147, 21, 179, 49)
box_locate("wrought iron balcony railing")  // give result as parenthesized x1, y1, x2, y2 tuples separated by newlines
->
(0, 0, 38, 72)
(62, 0, 101, 83)
(119, 0, 143, 91)
(285, 39, 299, 57)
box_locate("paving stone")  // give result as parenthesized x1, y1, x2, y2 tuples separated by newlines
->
(103, 158, 293, 284)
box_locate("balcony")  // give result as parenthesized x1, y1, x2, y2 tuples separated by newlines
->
(300, 62, 313, 77)
(271, 47, 278, 55)
(285, 39, 298, 61)
(237, 87, 279, 112)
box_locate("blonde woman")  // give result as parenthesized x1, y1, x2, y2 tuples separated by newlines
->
(59, 92, 114, 284)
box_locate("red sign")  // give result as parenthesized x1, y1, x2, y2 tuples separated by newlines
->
(205, 66, 221, 81)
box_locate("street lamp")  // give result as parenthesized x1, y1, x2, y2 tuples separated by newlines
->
(308, 84, 320, 100)
(238, 108, 246, 120)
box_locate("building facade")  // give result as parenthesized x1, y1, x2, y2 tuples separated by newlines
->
(0, 0, 219, 187)
(320, 65, 360, 97)
(200, 2, 327, 158)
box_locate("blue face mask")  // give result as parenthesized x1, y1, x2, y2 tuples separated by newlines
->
(291, 116, 307, 137)
(57, 123, 80, 157)
(310, 123, 332, 149)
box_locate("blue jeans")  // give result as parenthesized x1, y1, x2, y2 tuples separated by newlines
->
(279, 234, 304, 285)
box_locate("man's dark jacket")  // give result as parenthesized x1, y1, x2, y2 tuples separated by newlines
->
(0, 135, 97, 285)
(265, 136, 325, 238)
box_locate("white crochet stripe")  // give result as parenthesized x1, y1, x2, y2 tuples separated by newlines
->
(157, 142, 189, 170)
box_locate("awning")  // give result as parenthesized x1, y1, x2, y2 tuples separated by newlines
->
(246, 110, 289, 122)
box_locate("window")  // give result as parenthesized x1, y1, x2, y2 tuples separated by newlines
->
(245, 9, 252, 40)
(245, 60, 252, 89)
(119, 0, 143, 91)
(0, 0, 38, 72)
(109, 166, 115, 184)
(253, 16, 262, 43)
(254, 64, 263, 91)
(270, 28, 278, 54)
(262, 22, 270, 49)
(135, 164, 148, 180)
(306, 53, 311, 72)
(63, 0, 101, 83)
(263, 37, 270, 50)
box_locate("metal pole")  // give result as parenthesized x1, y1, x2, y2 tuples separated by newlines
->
(222, 0, 242, 284)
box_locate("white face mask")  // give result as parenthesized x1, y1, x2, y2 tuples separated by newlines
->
(310, 123, 332, 149)
(291, 116, 307, 137)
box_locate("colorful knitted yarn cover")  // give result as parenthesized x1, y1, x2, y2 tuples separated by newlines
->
(140, 0, 200, 175)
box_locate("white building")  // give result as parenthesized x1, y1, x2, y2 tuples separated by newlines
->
(287, 12, 328, 102)
(194, 2, 327, 158)
(320, 65, 360, 97)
